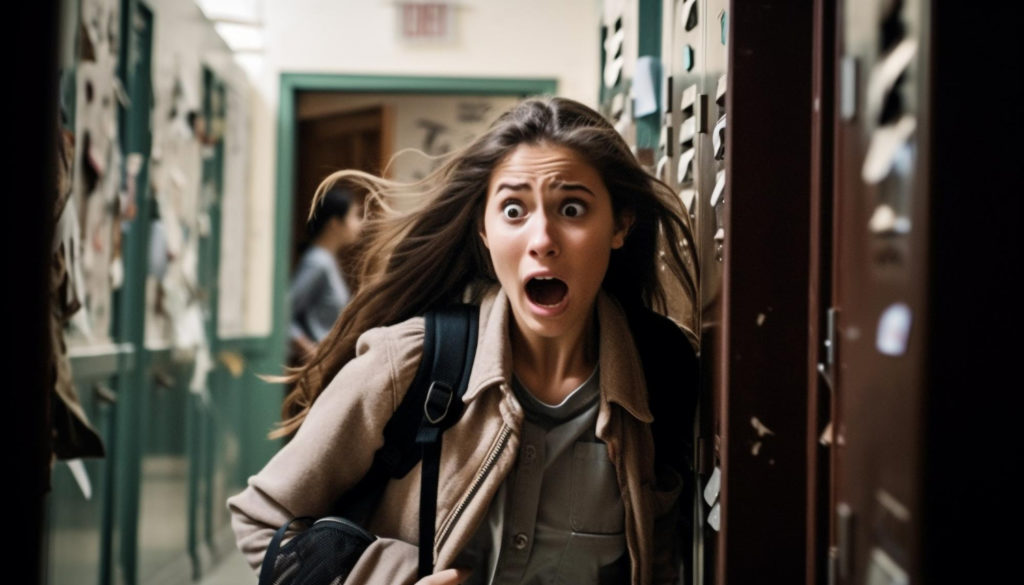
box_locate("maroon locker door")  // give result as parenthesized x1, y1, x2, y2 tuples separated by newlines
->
(716, 2, 816, 583)
(831, 1, 932, 582)
(830, 2, 1019, 583)
(660, 2, 819, 583)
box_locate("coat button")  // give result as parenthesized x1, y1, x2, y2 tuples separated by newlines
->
(513, 532, 529, 550)
(523, 444, 536, 464)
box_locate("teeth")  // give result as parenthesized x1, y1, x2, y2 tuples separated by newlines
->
(535, 276, 554, 280)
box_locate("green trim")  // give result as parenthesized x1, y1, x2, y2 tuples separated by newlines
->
(635, 0, 663, 150)
(187, 392, 201, 579)
(195, 67, 229, 573)
(280, 73, 557, 96)
(637, 0, 662, 57)
(218, 335, 273, 355)
(114, 2, 154, 583)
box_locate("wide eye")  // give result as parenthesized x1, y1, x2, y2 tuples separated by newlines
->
(502, 201, 526, 220)
(560, 200, 587, 218)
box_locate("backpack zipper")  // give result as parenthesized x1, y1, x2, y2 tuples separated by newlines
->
(435, 424, 512, 552)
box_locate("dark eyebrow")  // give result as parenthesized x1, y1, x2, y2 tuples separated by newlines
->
(554, 182, 596, 197)
(494, 182, 530, 193)
(493, 181, 596, 196)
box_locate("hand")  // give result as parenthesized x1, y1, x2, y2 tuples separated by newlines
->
(414, 568, 471, 585)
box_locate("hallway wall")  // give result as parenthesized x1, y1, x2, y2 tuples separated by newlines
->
(241, 0, 602, 335)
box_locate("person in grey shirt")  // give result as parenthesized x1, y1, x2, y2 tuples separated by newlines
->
(289, 186, 363, 360)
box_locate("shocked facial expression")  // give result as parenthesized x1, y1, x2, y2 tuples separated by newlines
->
(480, 143, 630, 342)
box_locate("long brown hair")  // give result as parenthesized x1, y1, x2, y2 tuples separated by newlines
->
(268, 96, 698, 438)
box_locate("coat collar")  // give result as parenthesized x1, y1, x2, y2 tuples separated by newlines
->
(463, 286, 653, 423)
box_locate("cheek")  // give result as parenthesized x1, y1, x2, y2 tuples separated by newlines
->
(487, 233, 520, 277)
(577, 231, 616, 280)
(480, 218, 515, 274)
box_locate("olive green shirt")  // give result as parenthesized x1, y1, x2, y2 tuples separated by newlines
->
(460, 366, 629, 584)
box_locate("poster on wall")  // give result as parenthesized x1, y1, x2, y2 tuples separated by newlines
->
(145, 58, 205, 353)
(66, 0, 123, 346)
(390, 96, 521, 184)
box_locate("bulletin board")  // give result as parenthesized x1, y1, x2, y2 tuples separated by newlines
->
(62, 0, 126, 347)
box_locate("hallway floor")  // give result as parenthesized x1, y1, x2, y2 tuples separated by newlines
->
(196, 547, 255, 585)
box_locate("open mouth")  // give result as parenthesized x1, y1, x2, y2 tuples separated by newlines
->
(525, 277, 568, 307)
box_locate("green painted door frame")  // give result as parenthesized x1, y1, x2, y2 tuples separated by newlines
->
(115, 1, 153, 583)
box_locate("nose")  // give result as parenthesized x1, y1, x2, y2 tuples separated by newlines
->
(527, 212, 559, 258)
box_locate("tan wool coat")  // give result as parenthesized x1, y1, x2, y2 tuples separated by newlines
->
(227, 287, 685, 585)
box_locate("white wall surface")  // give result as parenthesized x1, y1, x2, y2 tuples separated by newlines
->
(242, 0, 602, 335)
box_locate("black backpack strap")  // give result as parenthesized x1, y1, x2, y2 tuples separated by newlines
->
(328, 304, 477, 578)
(415, 304, 478, 578)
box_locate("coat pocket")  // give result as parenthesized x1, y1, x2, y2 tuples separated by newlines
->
(344, 537, 419, 585)
(569, 442, 625, 535)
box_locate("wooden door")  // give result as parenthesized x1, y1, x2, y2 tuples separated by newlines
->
(294, 105, 391, 270)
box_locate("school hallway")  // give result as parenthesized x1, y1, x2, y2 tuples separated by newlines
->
(195, 551, 253, 585)
(20, 1, 1016, 584)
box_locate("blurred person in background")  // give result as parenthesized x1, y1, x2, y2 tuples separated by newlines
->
(288, 185, 364, 361)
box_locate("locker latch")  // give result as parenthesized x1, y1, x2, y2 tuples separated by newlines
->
(816, 307, 838, 391)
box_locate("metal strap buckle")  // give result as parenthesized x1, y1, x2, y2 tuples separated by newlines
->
(423, 381, 453, 425)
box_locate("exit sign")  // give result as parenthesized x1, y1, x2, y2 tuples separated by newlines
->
(397, 2, 455, 42)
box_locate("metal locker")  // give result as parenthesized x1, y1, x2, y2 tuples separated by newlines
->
(828, 1, 1019, 583)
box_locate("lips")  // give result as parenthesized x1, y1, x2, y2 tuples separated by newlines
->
(525, 276, 568, 306)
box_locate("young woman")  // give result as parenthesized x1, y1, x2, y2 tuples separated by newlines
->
(228, 97, 699, 585)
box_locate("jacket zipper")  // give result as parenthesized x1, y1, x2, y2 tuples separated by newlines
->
(435, 424, 512, 552)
